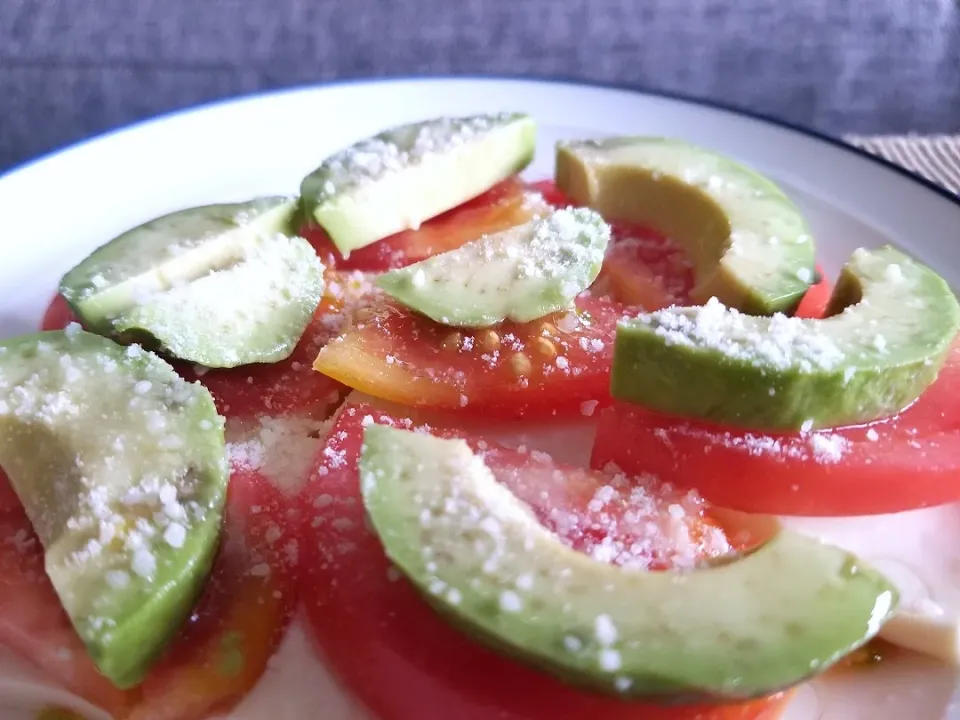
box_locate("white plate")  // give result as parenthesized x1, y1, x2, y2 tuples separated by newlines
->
(1, 76, 960, 720)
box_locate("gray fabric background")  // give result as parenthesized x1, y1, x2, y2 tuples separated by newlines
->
(1, 0, 959, 172)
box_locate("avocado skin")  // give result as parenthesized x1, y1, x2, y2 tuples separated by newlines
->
(555, 137, 816, 316)
(360, 425, 898, 703)
(612, 245, 960, 431)
(0, 330, 229, 689)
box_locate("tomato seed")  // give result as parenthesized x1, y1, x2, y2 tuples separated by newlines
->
(531, 337, 557, 358)
(509, 352, 533, 377)
(479, 330, 501, 352)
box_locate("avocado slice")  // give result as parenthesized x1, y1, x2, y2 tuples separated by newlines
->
(375, 208, 611, 327)
(0, 328, 229, 688)
(300, 113, 536, 256)
(555, 137, 816, 315)
(59, 197, 325, 369)
(359, 425, 897, 702)
(613, 245, 960, 431)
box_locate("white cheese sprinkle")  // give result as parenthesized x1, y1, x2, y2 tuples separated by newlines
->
(131, 548, 157, 579)
(598, 648, 623, 672)
(499, 590, 523, 613)
(594, 614, 619, 646)
(163, 521, 187, 548)
(636, 297, 844, 372)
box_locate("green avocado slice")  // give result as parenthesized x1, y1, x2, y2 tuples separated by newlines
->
(555, 137, 816, 315)
(0, 329, 228, 688)
(613, 245, 960, 431)
(300, 113, 537, 256)
(59, 197, 324, 369)
(359, 425, 897, 702)
(375, 207, 611, 327)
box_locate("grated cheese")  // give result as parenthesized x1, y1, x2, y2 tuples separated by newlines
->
(635, 297, 844, 372)
(227, 415, 331, 495)
(318, 115, 517, 196)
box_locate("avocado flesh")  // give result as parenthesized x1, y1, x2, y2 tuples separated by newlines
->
(300, 113, 537, 256)
(375, 207, 611, 328)
(613, 245, 960, 431)
(555, 137, 816, 315)
(59, 197, 324, 369)
(0, 330, 229, 688)
(359, 425, 897, 701)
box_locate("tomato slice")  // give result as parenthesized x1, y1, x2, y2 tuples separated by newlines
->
(526, 179, 576, 209)
(40, 294, 80, 332)
(591, 336, 960, 516)
(313, 294, 622, 419)
(793, 265, 831, 319)
(0, 465, 297, 719)
(601, 225, 694, 310)
(300, 403, 793, 720)
(302, 177, 542, 272)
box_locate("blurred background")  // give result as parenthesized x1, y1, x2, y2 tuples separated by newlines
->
(1, 0, 958, 172)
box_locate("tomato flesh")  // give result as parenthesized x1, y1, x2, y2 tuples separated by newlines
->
(526, 179, 577, 209)
(602, 224, 694, 310)
(592, 337, 960, 516)
(313, 294, 622, 419)
(40, 294, 80, 332)
(793, 265, 830, 319)
(299, 403, 792, 720)
(0, 465, 296, 719)
(302, 177, 540, 272)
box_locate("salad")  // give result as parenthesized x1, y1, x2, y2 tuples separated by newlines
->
(1, 112, 959, 720)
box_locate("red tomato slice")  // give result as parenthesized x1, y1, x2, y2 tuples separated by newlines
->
(526, 179, 576, 208)
(312, 294, 622, 419)
(299, 403, 792, 720)
(793, 265, 831, 319)
(601, 225, 694, 310)
(591, 338, 960, 516)
(302, 177, 541, 272)
(0, 465, 297, 719)
(40, 294, 80, 332)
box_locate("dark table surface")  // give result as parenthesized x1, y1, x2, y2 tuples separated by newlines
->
(1, 0, 958, 173)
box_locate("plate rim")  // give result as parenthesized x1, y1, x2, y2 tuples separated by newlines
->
(1, 72, 957, 209)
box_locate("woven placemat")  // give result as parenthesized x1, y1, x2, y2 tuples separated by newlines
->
(846, 134, 960, 195)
